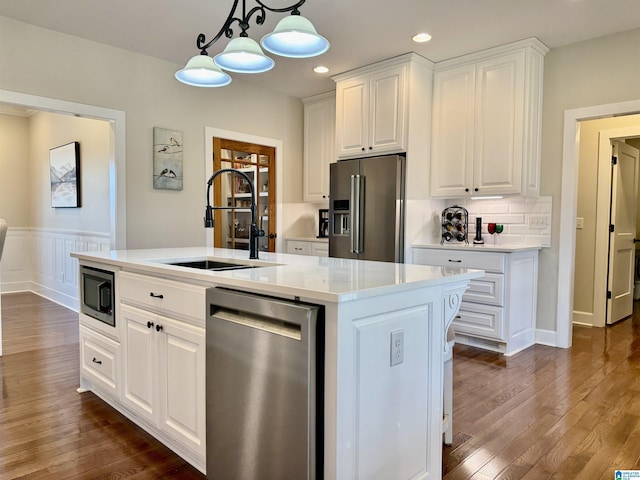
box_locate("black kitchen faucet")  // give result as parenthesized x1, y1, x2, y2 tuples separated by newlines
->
(204, 168, 264, 260)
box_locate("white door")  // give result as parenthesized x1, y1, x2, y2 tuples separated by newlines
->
(607, 140, 640, 324)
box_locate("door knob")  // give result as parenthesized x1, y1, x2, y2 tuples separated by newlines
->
(156, 324, 163, 332)
(147, 321, 154, 329)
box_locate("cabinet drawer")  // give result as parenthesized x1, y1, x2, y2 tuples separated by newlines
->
(287, 241, 312, 255)
(413, 248, 505, 273)
(80, 325, 120, 395)
(119, 271, 206, 322)
(463, 273, 504, 306)
(311, 242, 329, 257)
(453, 303, 504, 341)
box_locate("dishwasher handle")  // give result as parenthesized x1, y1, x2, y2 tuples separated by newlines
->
(211, 307, 302, 340)
(207, 287, 320, 330)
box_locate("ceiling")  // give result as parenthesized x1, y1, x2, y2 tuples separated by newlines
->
(1, 0, 640, 99)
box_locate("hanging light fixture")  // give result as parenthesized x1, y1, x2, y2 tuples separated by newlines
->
(175, 0, 329, 87)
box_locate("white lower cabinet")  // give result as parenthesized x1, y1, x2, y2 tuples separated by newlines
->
(79, 324, 120, 398)
(121, 303, 206, 462)
(412, 246, 539, 355)
(286, 239, 329, 257)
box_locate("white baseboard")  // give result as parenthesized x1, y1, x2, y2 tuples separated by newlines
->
(1, 281, 31, 293)
(535, 328, 559, 347)
(572, 310, 594, 326)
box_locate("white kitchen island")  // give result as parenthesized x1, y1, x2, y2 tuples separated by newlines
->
(72, 247, 483, 480)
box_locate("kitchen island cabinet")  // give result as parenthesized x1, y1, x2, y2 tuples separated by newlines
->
(72, 247, 482, 479)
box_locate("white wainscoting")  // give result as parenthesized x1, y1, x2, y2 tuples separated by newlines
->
(0, 228, 110, 311)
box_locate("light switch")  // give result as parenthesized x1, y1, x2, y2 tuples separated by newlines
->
(576, 217, 584, 229)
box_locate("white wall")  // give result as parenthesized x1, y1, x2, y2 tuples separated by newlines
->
(0, 16, 305, 250)
(0, 113, 30, 226)
(538, 27, 640, 334)
(28, 111, 111, 233)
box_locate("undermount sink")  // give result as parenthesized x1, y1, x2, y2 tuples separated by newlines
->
(169, 260, 255, 271)
(150, 257, 281, 272)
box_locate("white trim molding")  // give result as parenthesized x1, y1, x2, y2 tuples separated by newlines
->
(558, 99, 640, 348)
(0, 89, 126, 250)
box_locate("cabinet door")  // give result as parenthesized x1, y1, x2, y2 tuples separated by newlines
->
(303, 95, 335, 202)
(369, 65, 406, 154)
(121, 305, 157, 424)
(156, 315, 206, 457)
(430, 64, 475, 197)
(336, 76, 368, 157)
(473, 51, 525, 195)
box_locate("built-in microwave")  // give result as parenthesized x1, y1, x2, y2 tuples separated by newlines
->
(80, 266, 115, 327)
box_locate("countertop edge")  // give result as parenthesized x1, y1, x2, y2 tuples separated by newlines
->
(72, 248, 483, 304)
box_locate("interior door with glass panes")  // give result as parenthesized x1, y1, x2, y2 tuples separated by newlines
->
(212, 138, 276, 252)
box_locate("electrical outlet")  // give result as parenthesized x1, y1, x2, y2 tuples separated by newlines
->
(390, 329, 404, 366)
(528, 214, 549, 228)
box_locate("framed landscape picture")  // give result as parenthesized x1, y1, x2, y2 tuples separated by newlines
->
(50, 141, 80, 208)
(153, 127, 183, 190)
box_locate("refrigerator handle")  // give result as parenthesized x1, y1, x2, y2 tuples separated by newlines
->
(350, 174, 361, 254)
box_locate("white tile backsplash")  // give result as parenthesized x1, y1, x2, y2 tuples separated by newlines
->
(445, 196, 552, 247)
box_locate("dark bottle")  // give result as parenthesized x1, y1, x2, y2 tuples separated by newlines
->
(473, 217, 484, 244)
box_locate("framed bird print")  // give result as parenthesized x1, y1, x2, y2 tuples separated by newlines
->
(153, 127, 183, 190)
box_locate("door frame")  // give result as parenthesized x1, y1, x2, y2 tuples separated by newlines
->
(0, 89, 127, 249)
(205, 127, 283, 253)
(593, 131, 640, 327)
(558, 100, 640, 348)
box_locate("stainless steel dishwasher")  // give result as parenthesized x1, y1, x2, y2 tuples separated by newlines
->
(206, 287, 324, 480)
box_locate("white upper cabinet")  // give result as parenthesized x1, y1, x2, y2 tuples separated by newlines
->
(430, 38, 548, 198)
(333, 54, 430, 159)
(303, 92, 335, 202)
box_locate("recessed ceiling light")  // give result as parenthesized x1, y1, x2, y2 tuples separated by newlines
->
(313, 65, 329, 74)
(412, 33, 432, 43)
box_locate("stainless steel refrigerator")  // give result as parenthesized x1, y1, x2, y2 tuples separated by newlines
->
(329, 154, 405, 262)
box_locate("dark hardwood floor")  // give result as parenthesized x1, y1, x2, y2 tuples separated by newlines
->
(1, 292, 639, 479)
(444, 306, 640, 480)
(0, 292, 205, 480)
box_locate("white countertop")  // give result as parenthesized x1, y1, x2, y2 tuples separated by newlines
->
(413, 243, 542, 253)
(72, 247, 483, 303)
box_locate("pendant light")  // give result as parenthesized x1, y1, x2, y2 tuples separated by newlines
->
(175, 0, 329, 87)
(261, 14, 329, 58)
(175, 55, 232, 87)
(214, 37, 274, 74)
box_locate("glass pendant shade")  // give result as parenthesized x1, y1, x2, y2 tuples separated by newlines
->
(213, 37, 275, 73)
(175, 55, 232, 87)
(261, 15, 329, 58)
